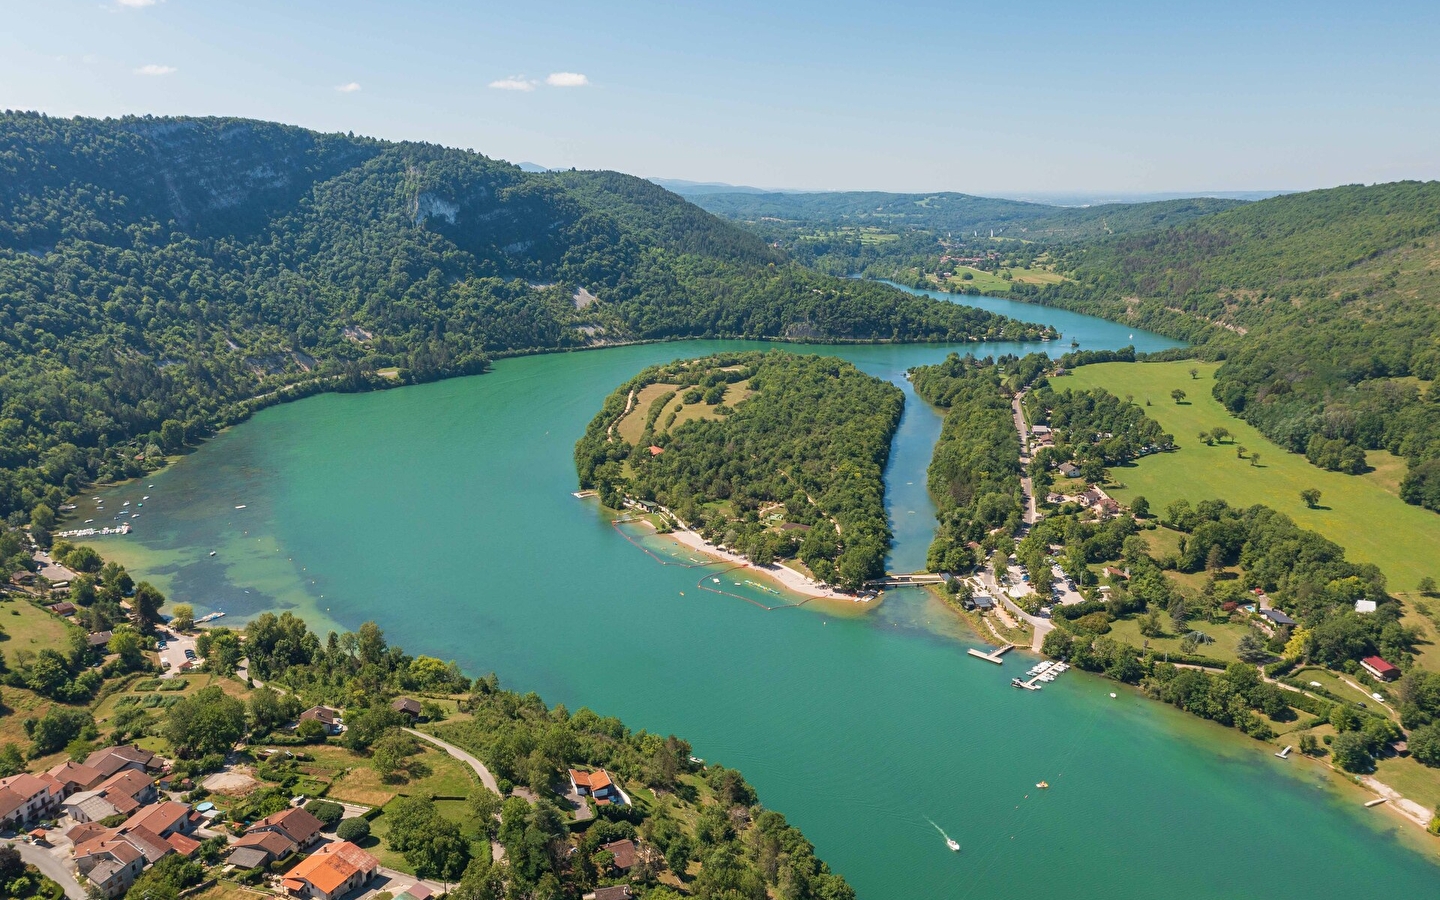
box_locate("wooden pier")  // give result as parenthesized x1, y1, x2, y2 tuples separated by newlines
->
(967, 644, 1014, 664)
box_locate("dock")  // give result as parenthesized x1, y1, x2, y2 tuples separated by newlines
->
(1275, 746, 1292, 759)
(1364, 797, 1389, 808)
(968, 644, 1014, 664)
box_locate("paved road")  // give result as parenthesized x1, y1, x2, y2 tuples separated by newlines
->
(982, 563, 1053, 652)
(402, 728, 501, 795)
(1011, 392, 1039, 526)
(15, 840, 86, 900)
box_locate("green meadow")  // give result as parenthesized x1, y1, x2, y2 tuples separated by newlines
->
(1052, 361, 1440, 594)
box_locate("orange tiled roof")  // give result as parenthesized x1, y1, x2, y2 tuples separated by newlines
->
(286, 841, 378, 895)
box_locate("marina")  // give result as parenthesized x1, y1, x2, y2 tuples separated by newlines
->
(1013, 659, 1070, 691)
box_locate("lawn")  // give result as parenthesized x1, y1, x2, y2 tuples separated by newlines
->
(1373, 754, 1440, 812)
(1054, 361, 1440, 594)
(306, 742, 478, 807)
(933, 265, 1065, 295)
(1106, 614, 1256, 665)
(0, 597, 77, 656)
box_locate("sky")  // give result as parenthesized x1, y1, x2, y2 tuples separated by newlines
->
(3, 0, 1439, 194)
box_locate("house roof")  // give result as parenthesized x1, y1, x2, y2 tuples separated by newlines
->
(49, 760, 106, 791)
(391, 697, 422, 715)
(226, 847, 273, 870)
(286, 840, 379, 895)
(593, 886, 634, 900)
(1261, 608, 1296, 626)
(570, 768, 615, 791)
(166, 831, 201, 857)
(249, 806, 324, 844)
(0, 772, 53, 800)
(67, 822, 110, 845)
(300, 705, 340, 725)
(48, 602, 77, 615)
(83, 838, 144, 866)
(64, 791, 121, 822)
(1363, 656, 1400, 675)
(235, 829, 297, 858)
(122, 800, 192, 836)
(88, 631, 114, 647)
(95, 768, 154, 804)
(602, 838, 637, 869)
(116, 824, 173, 863)
(85, 745, 159, 778)
(0, 788, 25, 819)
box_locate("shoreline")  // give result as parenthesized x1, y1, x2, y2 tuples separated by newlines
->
(657, 525, 870, 604)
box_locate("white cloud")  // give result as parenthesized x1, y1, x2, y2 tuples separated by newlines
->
(335, 82, 361, 93)
(489, 76, 536, 92)
(545, 72, 589, 87)
(117, 0, 161, 7)
(134, 64, 176, 76)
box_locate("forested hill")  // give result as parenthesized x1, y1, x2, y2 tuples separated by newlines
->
(0, 112, 1050, 524)
(1030, 180, 1440, 514)
(688, 190, 1244, 242)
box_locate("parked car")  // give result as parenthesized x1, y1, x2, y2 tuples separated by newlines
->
(184, 649, 197, 660)
(1372, 693, 1385, 702)
(157, 641, 168, 650)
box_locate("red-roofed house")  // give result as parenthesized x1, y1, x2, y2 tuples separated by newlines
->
(247, 806, 325, 849)
(601, 838, 637, 870)
(121, 800, 200, 839)
(282, 840, 379, 900)
(568, 768, 627, 806)
(1361, 656, 1401, 682)
(0, 772, 62, 829)
(48, 760, 106, 797)
(74, 838, 146, 899)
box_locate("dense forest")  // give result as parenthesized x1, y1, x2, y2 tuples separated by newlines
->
(0, 111, 1049, 527)
(1022, 181, 1440, 510)
(909, 353, 1046, 572)
(574, 351, 902, 588)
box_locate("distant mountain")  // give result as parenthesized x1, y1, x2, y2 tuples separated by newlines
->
(1008, 190, 1292, 207)
(516, 161, 555, 173)
(0, 112, 1048, 518)
(649, 178, 782, 195)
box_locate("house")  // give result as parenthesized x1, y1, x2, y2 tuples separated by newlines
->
(281, 840, 379, 900)
(1080, 488, 1105, 507)
(396, 885, 434, 900)
(1355, 600, 1377, 614)
(228, 829, 298, 867)
(647, 445, 665, 456)
(585, 886, 635, 900)
(298, 706, 345, 735)
(1095, 498, 1122, 517)
(1260, 609, 1297, 628)
(121, 800, 199, 838)
(9, 569, 35, 586)
(1102, 566, 1130, 581)
(391, 697, 423, 720)
(568, 768, 627, 806)
(48, 601, 77, 616)
(601, 838, 637, 871)
(972, 594, 996, 611)
(247, 806, 325, 849)
(64, 769, 158, 822)
(0, 772, 63, 829)
(85, 744, 161, 779)
(1361, 656, 1400, 682)
(1057, 462, 1080, 479)
(47, 760, 106, 797)
(74, 838, 146, 899)
(88, 630, 115, 648)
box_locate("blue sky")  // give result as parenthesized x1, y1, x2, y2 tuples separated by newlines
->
(3, 0, 1438, 193)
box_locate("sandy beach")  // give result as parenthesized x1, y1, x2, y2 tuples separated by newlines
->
(664, 528, 863, 602)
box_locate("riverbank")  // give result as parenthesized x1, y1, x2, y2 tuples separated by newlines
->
(663, 527, 865, 603)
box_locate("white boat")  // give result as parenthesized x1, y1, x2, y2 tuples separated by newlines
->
(85, 519, 94, 524)
(235, 505, 247, 509)
(209, 551, 216, 557)
(946, 838, 960, 852)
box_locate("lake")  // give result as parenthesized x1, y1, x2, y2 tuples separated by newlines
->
(85, 289, 1440, 897)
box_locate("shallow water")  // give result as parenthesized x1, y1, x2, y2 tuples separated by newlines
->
(87, 296, 1440, 896)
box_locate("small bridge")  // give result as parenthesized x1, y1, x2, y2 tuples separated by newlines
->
(866, 572, 946, 588)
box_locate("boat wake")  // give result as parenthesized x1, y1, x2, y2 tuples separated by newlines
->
(926, 817, 960, 852)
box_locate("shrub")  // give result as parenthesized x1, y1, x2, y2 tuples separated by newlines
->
(305, 799, 345, 829)
(336, 817, 370, 842)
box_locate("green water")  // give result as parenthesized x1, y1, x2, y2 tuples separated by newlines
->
(85, 299, 1440, 896)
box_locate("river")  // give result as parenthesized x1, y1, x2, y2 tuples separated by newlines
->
(84, 288, 1440, 897)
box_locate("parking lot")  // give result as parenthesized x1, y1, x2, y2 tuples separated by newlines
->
(155, 628, 201, 675)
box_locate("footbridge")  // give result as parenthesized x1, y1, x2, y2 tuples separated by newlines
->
(867, 572, 946, 588)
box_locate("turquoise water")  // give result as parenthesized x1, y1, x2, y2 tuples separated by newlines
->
(85, 298, 1440, 897)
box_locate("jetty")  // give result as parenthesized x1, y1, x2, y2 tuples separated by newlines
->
(866, 572, 946, 588)
(968, 644, 1014, 664)
(1275, 746, 1292, 759)
(57, 523, 131, 538)
(1013, 659, 1070, 690)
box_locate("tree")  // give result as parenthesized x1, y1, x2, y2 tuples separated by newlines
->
(295, 718, 329, 744)
(31, 706, 96, 756)
(305, 799, 345, 829)
(163, 685, 247, 757)
(30, 503, 55, 531)
(1300, 489, 1322, 509)
(1205, 544, 1225, 572)
(467, 788, 503, 839)
(1298, 733, 1319, 755)
(170, 603, 195, 631)
(371, 730, 419, 783)
(0, 844, 21, 878)
(1170, 389, 1186, 404)
(1210, 427, 1230, 443)
(1250, 452, 1261, 467)
(0, 743, 26, 777)
(1409, 723, 1440, 767)
(1189, 368, 1199, 380)
(64, 545, 103, 573)
(160, 419, 186, 453)
(1237, 445, 1247, 459)
(337, 817, 371, 842)
(1330, 731, 1373, 773)
(1419, 577, 1437, 595)
(132, 582, 166, 630)
(1130, 495, 1149, 518)
(107, 628, 145, 669)
(1235, 631, 1269, 663)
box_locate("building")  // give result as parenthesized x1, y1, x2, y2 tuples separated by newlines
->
(63, 769, 158, 823)
(74, 838, 146, 899)
(391, 697, 423, 720)
(1354, 599, 1377, 614)
(88, 630, 115, 649)
(0, 772, 63, 829)
(247, 807, 325, 849)
(227, 829, 298, 868)
(48, 601, 77, 616)
(85, 745, 162, 779)
(568, 769, 628, 806)
(298, 706, 345, 735)
(1361, 656, 1401, 682)
(1057, 462, 1080, 479)
(585, 886, 634, 900)
(1260, 608, 1297, 628)
(972, 594, 996, 611)
(47, 760, 106, 798)
(121, 800, 200, 838)
(282, 840, 379, 900)
(601, 838, 637, 871)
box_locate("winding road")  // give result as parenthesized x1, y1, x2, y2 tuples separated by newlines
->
(402, 728, 501, 795)
(15, 841, 85, 900)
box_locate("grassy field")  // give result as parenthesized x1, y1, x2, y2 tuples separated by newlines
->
(303, 741, 478, 807)
(613, 379, 754, 446)
(932, 265, 1065, 294)
(1106, 615, 1254, 665)
(0, 597, 77, 655)
(1054, 361, 1440, 593)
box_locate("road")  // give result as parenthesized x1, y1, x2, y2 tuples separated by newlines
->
(980, 563, 1053, 652)
(15, 840, 86, 900)
(402, 728, 501, 795)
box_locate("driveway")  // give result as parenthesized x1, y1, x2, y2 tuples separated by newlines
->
(402, 729, 500, 795)
(14, 839, 86, 900)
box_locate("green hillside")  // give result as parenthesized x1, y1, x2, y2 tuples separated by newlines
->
(0, 112, 1050, 523)
(1031, 181, 1440, 513)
